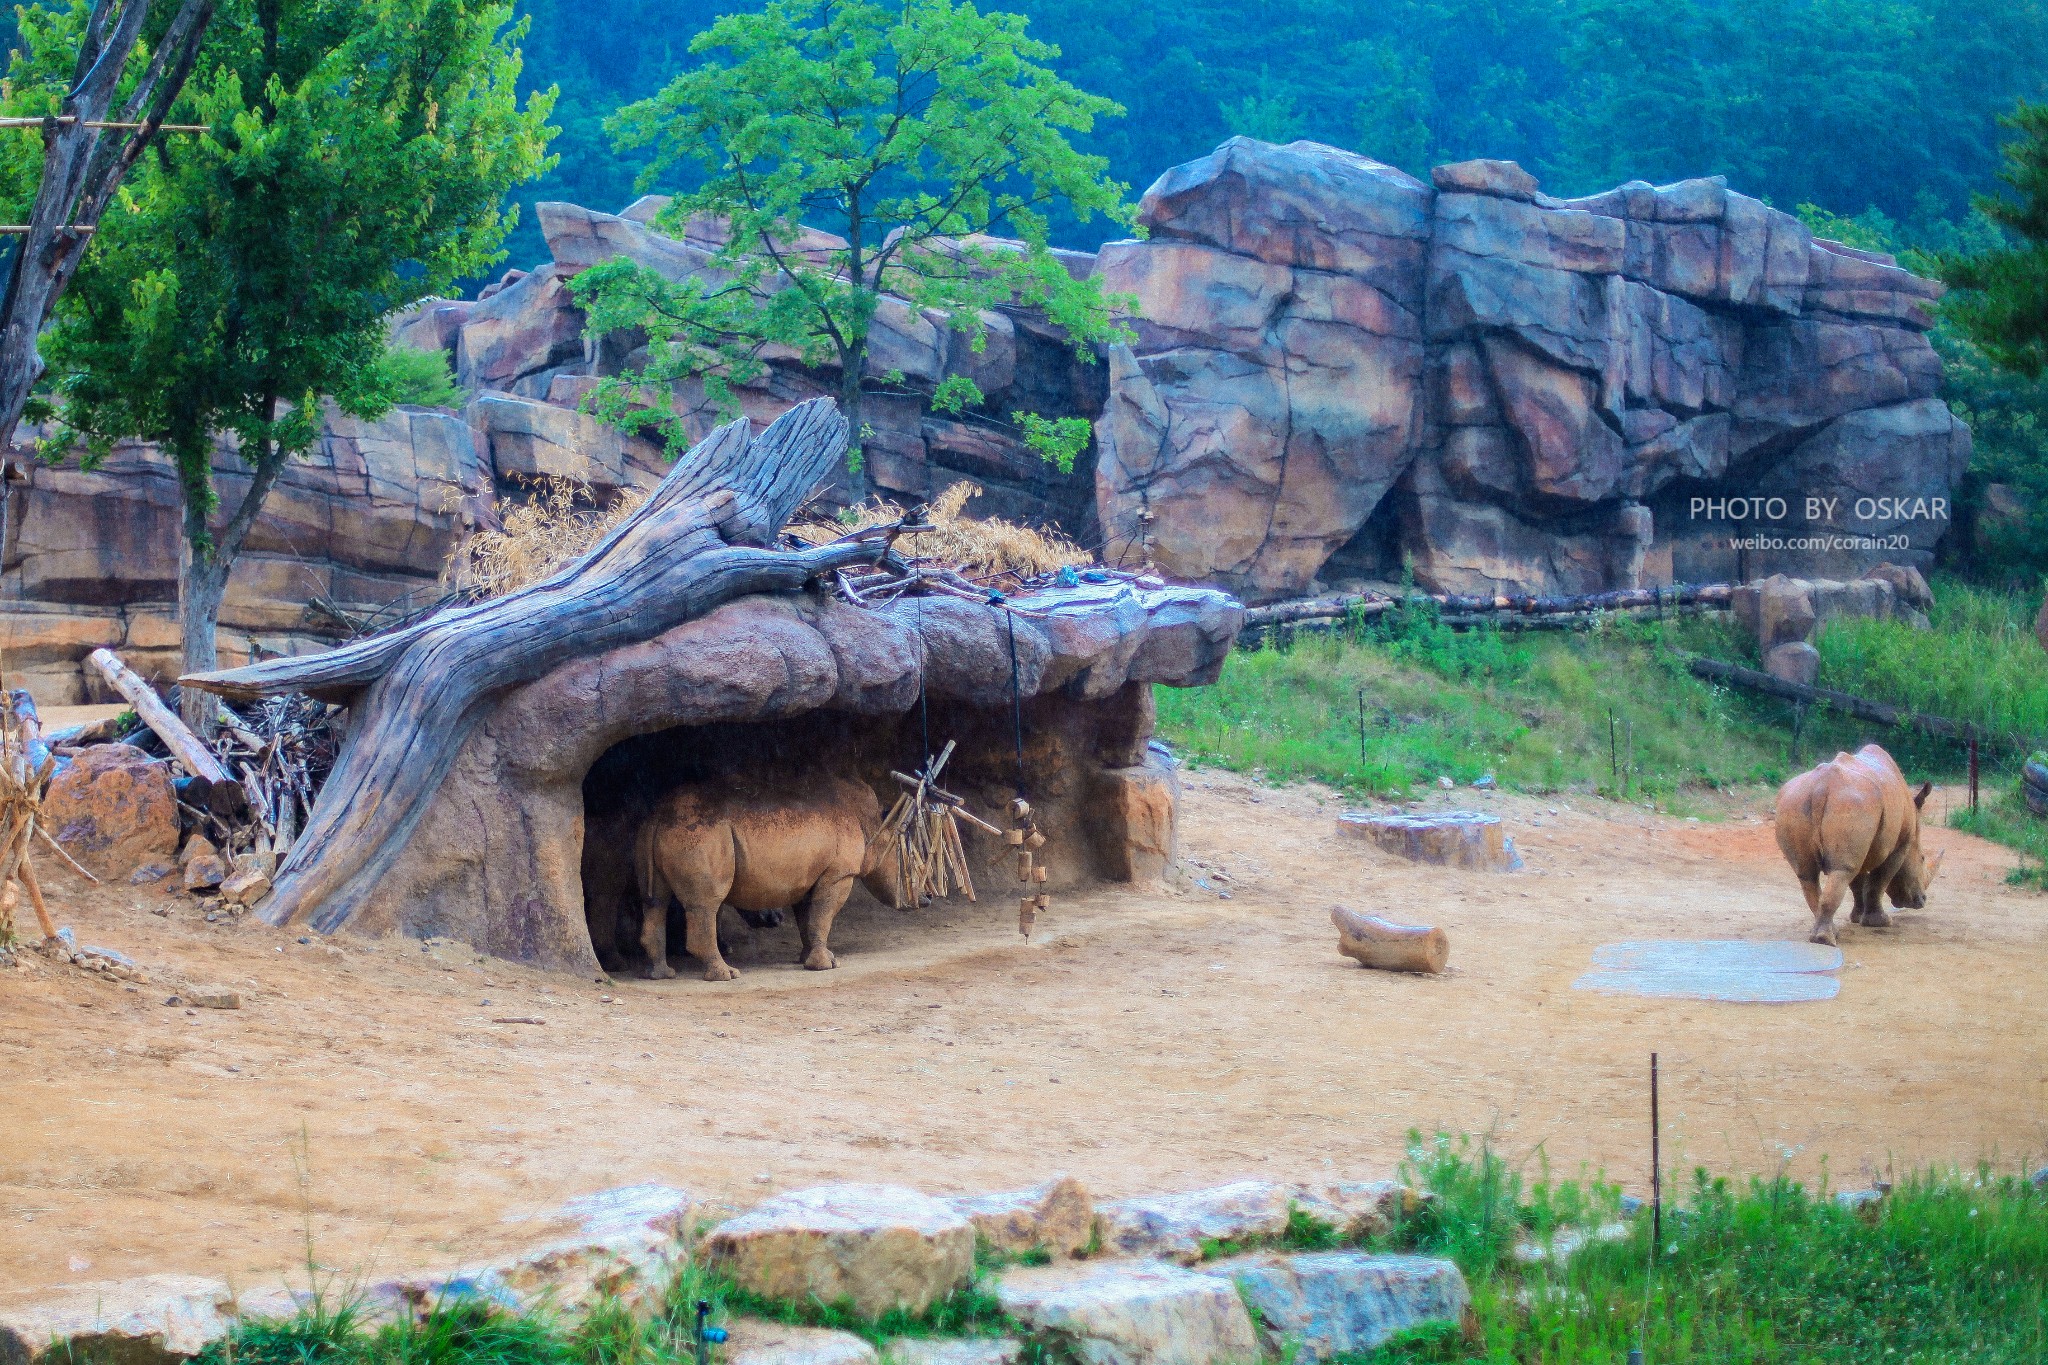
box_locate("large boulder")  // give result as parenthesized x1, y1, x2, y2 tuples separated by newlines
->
(40, 744, 180, 881)
(1095, 139, 1967, 600)
(454, 264, 586, 392)
(1093, 1181, 1295, 1263)
(995, 1261, 1259, 1365)
(945, 1176, 1095, 1259)
(722, 1322, 879, 1365)
(704, 1185, 976, 1319)
(1211, 1252, 1469, 1361)
(0, 1275, 240, 1365)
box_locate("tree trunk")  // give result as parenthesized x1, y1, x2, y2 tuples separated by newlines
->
(181, 399, 879, 935)
(179, 549, 227, 735)
(838, 354, 868, 504)
(175, 420, 288, 737)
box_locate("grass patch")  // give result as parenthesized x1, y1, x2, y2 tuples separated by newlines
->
(1198, 1203, 1348, 1261)
(1952, 787, 2048, 888)
(1815, 577, 2048, 751)
(1157, 608, 1818, 805)
(708, 1266, 1014, 1344)
(1159, 579, 2048, 879)
(1360, 1133, 2048, 1364)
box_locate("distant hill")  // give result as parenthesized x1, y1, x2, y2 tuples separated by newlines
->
(492, 0, 2048, 274)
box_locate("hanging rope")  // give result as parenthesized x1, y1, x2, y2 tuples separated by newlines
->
(993, 591, 1026, 796)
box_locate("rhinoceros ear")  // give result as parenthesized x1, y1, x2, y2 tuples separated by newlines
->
(1914, 781, 1932, 809)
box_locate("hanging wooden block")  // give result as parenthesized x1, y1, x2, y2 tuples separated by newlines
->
(1032, 865, 1048, 884)
(1015, 851, 1033, 880)
(1033, 893, 1051, 911)
(1004, 827, 1025, 846)
(1025, 830, 1047, 850)
(1009, 797, 1032, 821)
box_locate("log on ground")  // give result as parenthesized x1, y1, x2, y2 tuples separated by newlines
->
(1332, 906, 1449, 974)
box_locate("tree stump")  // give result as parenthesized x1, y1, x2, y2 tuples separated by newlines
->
(1331, 906, 1448, 974)
(1336, 809, 1519, 871)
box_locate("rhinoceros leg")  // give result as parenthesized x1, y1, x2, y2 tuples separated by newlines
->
(1810, 870, 1852, 945)
(795, 874, 855, 971)
(639, 897, 678, 980)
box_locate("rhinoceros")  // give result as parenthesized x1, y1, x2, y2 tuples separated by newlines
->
(1774, 743, 1942, 945)
(634, 776, 902, 981)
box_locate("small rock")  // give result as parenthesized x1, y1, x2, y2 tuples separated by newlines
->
(946, 1175, 1094, 1259)
(883, 1339, 1020, 1365)
(187, 992, 240, 1010)
(129, 862, 174, 885)
(1835, 1187, 1887, 1212)
(182, 852, 227, 894)
(1471, 773, 1497, 791)
(1095, 1181, 1293, 1263)
(996, 1259, 1258, 1365)
(1211, 1251, 1470, 1361)
(705, 1184, 975, 1318)
(723, 1322, 877, 1365)
(2030, 1167, 2047, 1191)
(1435, 776, 1455, 790)
(218, 864, 272, 907)
(1618, 1194, 1644, 1217)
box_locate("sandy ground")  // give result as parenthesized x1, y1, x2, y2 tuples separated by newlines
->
(2, 773, 2043, 1298)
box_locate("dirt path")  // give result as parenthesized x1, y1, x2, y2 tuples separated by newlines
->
(3, 774, 2042, 1298)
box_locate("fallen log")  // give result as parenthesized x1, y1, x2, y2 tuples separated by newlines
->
(1685, 656, 1969, 744)
(86, 648, 231, 783)
(1242, 582, 1735, 630)
(1332, 906, 1449, 974)
(180, 399, 876, 936)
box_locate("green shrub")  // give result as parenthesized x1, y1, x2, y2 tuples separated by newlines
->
(377, 344, 466, 409)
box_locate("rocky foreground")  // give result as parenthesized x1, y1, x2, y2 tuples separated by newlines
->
(0, 1176, 1477, 1365)
(1, 137, 1967, 701)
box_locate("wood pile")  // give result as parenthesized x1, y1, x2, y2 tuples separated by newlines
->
(74, 647, 339, 906)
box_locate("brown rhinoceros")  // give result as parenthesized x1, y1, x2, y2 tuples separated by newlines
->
(1774, 743, 1943, 945)
(634, 776, 903, 981)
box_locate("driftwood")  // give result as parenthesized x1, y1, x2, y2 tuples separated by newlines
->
(1332, 906, 1449, 974)
(182, 399, 882, 935)
(1686, 656, 1973, 744)
(87, 647, 230, 783)
(0, 691, 59, 942)
(1244, 583, 1735, 631)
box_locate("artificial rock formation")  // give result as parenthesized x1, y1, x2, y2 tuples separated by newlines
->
(1095, 140, 1970, 599)
(183, 402, 1240, 974)
(1, 140, 1972, 707)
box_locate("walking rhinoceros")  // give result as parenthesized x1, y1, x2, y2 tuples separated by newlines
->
(634, 776, 902, 981)
(1774, 743, 1943, 945)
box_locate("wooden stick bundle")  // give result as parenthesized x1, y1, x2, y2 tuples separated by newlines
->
(1, 689, 65, 944)
(873, 740, 990, 908)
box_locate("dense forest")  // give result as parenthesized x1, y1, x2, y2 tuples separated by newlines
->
(502, 0, 2048, 267)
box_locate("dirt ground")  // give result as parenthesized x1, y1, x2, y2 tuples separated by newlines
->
(3, 771, 2043, 1299)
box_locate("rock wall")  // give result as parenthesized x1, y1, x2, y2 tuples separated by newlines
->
(0, 140, 1974, 699)
(0, 409, 493, 703)
(1094, 141, 1970, 600)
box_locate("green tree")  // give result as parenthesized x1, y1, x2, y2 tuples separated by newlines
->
(38, 0, 556, 729)
(1946, 101, 2048, 379)
(570, 0, 1135, 496)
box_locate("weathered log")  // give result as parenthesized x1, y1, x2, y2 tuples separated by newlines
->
(6, 690, 49, 776)
(1686, 656, 1970, 743)
(86, 648, 230, 783)
(181, 399, 872, 935)
(1332, 906, 1449, 974)
(1242, 583, 1735, 630)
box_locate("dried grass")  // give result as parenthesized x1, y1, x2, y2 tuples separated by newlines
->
(446, 477, 649, 599)
(792, 481, 1091, 578)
